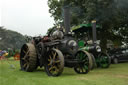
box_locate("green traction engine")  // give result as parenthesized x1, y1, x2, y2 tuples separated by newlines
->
(72, 21, 111, 69)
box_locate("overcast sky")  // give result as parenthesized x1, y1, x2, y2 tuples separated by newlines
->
(1, 0, 54, 36)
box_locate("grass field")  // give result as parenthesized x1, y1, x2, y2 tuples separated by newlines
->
(0, 59, 128, 85)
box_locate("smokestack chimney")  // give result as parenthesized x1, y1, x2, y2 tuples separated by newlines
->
(92, 20, 97, 44)
(63, 6, 70, 35)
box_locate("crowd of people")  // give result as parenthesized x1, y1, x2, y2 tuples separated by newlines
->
(0, 50, 8, 60)
(0, 50, 20, 60)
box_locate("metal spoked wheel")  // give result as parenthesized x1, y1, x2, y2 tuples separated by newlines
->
(45, 48, 64, 76)
(98, 52, 111, 68)
(20, 43, 37, 72)
(74, 50, 92, 74)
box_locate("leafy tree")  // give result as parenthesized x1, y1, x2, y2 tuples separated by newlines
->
(48, 0, 128, 51)
(0, 27, 26, 50)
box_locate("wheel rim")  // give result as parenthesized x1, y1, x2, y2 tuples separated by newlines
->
(45, 49, 64, 76)
(20, 44, 30, 70)
(99, 53, 110, 68)
(74, 51, 90, 74)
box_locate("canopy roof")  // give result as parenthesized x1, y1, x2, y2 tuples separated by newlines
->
(72, 24, 101, 32)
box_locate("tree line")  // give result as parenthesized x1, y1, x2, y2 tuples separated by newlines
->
(0, 27, 26, 50)
(48, 0, 128, 50)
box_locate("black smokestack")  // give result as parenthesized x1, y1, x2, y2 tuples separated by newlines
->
(63, 6, 70, 35)
(92, 20, 97, 44)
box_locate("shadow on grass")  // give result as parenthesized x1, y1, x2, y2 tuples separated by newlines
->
(34, 68, 45, 72)
(24, 67, 79, 77)
(61, 72, 77, 76)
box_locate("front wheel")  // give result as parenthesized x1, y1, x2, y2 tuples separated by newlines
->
(44, 48, 64, 76)
(74, 50, 93, 74)
(98, 53, 111, 68)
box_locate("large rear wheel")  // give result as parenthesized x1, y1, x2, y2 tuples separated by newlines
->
(44, 48, 64, 76)
(20, 43, 37, 72)
(74, 50, 93, 74)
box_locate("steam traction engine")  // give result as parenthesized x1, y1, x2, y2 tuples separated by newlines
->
(72, 21, 111, 69)
(20, 7, 92, 76)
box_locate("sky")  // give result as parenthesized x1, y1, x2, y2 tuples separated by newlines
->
(1, 0, 54, 36)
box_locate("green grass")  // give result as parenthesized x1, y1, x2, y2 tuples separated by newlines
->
(0, 60, 128, 85)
